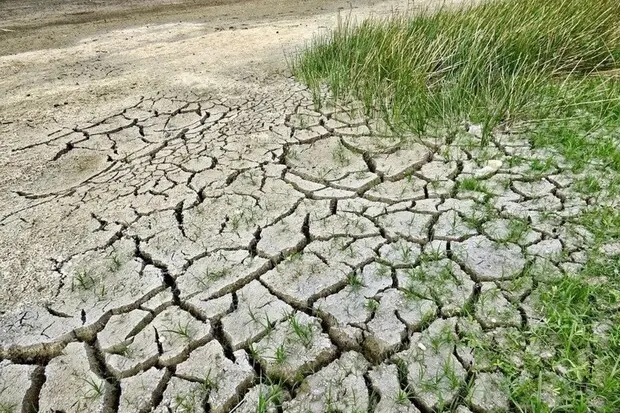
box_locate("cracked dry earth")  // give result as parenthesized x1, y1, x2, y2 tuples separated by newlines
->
(0, 6, 612, 413)
(1, 82, 605, 412)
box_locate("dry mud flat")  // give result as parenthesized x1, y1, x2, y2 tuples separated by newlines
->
(0, 0, 614, 412)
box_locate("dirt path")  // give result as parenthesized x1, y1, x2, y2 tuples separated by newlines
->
(0, 1, 603, 411)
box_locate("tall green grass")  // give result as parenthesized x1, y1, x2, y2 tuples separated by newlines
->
(294, 0, 620, 160)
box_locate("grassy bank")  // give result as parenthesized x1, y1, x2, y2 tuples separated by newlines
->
(294, 0, 620, 168)
(294, 0, 620, 411)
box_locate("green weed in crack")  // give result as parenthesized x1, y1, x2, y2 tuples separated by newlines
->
(247, 343, 261, 361)
(201, 369, 218, 392)
(247, 308, 275, 336)
(365, 298, 379, 313)
(287, 314, 314, 349)
(203, 267, 231, 282)
(442, 357, 463, 392)
(104, 339, 133, 357)
(255, 383, 284, 413)
(375, 262, 391, 278)
(394, 388, 409, 406)
(346, 271, 364, 290)
(173, 390, 201, 413)
(81, 376, 104, 400)
(396, 241, 416, 264)
(429, 324, 457, 355)
(421, 246, 445, 262)
(500, 218, 530, 245)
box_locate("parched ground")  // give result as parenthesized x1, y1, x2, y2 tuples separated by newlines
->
(0, 1, 614, 412)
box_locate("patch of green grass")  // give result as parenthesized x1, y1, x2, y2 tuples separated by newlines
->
(460, 177, 488, 193)
(460, 254, 620, 412)
(294, 0, 620, 152)
(578, 206, 620, 244)
(573, 175, 602, 195)
(511, 255, 620, 412)
(530, 120, 620, 173)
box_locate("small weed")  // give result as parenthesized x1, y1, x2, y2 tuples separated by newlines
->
(204, 267, 231, 281)
(529, 157, 555, 173)
(201, 369, 218, 392)
(247, 343, 260, 360)
(375, 262, 391, 278)
(394, 389, 409, 405)
(255, 384, 284, 413)
(332, 142, 351, 166)
(164, 320, 194, 340)
(287, 251, 304, 263)
(81, 376, 104, 400)
(274, 344, 287, 365)
(174, 391, 199, 413)
(72, 269, 96, 291)
(105, 340, 132, 357)
(397, 242, 415, 263)
(365, 298, 379, 312)
(501, 219, 530, 245)
(108, 254, 122, 273)
(346, 271, 363, 289)
(248, 309, 275, 335)
(287, 315, 314, 348)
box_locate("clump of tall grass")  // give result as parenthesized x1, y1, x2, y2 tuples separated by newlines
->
(294, 0, 620, 146)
